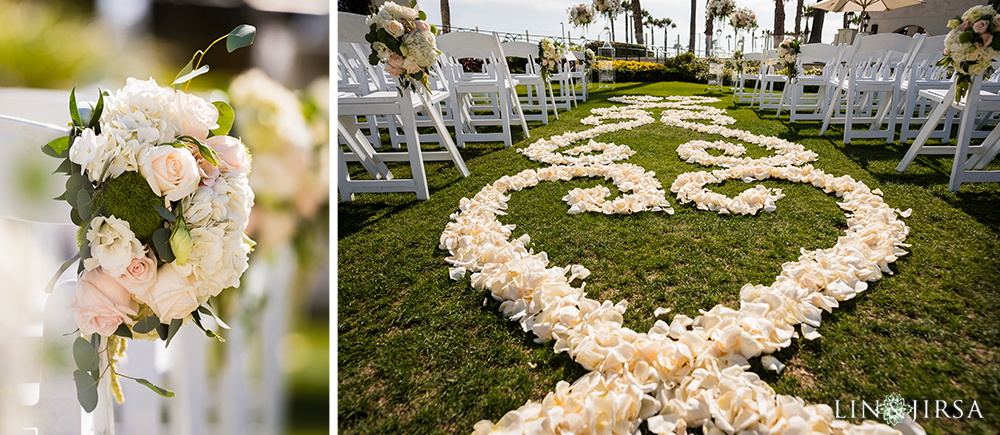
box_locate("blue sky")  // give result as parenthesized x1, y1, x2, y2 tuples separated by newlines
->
(418, 0, 848, 54)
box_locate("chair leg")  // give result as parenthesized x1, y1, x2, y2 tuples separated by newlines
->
(896, 87, 956, 172)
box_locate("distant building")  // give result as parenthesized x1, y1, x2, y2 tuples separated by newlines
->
(865, 0, 981, 36)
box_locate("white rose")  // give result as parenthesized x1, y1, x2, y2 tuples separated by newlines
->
(402, 56, 422, 74)
(173, 91, 219, 141)
(84, 216, 144, 276)
(135, 262, 199, 322)
(206, 135, 250, 174)
(400, 6, 419, 21)
(140, 145, 201, 201)
(385, 20, 405, 38)
(69, 129, 110, 181)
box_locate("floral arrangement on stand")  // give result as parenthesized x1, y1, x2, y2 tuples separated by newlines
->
(584, 48, 596, 71)
(568, 4, 598, 29)
(939, 5, 1000, 102)
(538, 37, 566, 81)
(729, 7, 757, 31)
(364, 1, 440, 91)
(777, 37, 802, 81)
(592, 0, 623, 17)
(707, 0, 737, 23)
(42, 25, 256, 412)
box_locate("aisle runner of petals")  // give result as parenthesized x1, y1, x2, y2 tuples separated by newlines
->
(441, 95, 912, 435)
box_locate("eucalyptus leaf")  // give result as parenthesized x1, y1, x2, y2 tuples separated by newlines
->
(154, 205, 177, 222)
(133, 315, 160, 334)
(113, 323, 133, 339)
(69, 87, 82, 127)
(226, 25, 256, 52)
(54, 158, 72, 174)
(43, 136, 70, 158)
(73, 369, 99, 413)
(70, 208, 84, 226)
(211, 100, 235, 136)
(135, 378, 175, 398)
(189, 311, 226, 342)
(156, 323, 169, 341)
(172, 65, 210, 86)
(77, 190, 92, 221)
(164, 318, 183, 348)
(152, 228, 176, 263)
(73, 337, 99, 372)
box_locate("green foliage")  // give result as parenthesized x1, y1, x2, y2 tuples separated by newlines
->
(94, 171, 165, 241)
(225, 25, 256, 53)
(73, 369, 98, 413)
(72, 337, 99, 372)
(211, 101, 235, 136)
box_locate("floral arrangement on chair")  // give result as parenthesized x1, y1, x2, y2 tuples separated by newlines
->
(567, 4, 598, 29)
(365, 1, 441, 91)
(538, 38, 566, 81)
(42, 26, 256, 412)
(729, 7, 757, 31)
(939, 5, 1000, 102)
(707, 0, 737, 23)
(777, 37, 802, 81)
(731, 49, 744, 75)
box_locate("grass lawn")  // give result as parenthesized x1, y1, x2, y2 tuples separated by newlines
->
(337, 81, 1000, 434)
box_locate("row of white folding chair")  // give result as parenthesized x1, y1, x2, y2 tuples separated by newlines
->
(774, 43, 841, 122)
(819, 33, 919, 144)
(897, 75, 1000, 190)
(501, 41, 557, 124)
(337, 12, 469, 201)
(437, 31, 531, 148)
(732, 51, 763, 104)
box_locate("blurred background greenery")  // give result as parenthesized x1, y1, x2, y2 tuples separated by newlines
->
(0, 1, 329, 434)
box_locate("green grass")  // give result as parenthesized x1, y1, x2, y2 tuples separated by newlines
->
(337, 82, 1000, 434)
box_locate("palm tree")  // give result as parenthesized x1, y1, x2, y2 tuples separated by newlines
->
(689, 0, 697, 52)
(802, 5, 813, 40)
(622, 1, 631, 43)
(658, 18, 677, 54)
(773, 0, 785, 46)
(794, 0, 804, 39)
(440, 0, 451, 33)
(808, 7, 825, 43)
(705, 7, 714, 55)
(632, 0, 644, 45)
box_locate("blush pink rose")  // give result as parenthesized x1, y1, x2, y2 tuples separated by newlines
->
(982, 33, 994, 47)
(71, 268, 139, 337)
(994, 14, 1000, 26)
(111, 249, 158, 296)
(133, 263, 199, 322)
(958, 20, 972, 32)
(973, 19, 990, 34)
(206, 135, 250, 175)
(400, 6, 419, 21)
(414, 20, 431, 33)
(141, 145, 201, 201)
(402, 57, 421, 74)
(386, 53, 405, 77)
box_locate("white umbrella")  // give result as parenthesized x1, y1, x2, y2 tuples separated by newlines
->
(813, 0, 924, 16)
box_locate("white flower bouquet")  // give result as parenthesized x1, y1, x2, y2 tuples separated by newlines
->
(939, 5, 1000, 102)
(365, 0, 441, 91)
(777, 37, 802, 81)
(538, 38, 566, 81)
(567, 4, 598, 29)
(585, 48, 596, 71)
(42, 25, 256, 412)
(592, 0, 623, 17)
(729, 7, 757, 30)
(707, 0, 737, 22)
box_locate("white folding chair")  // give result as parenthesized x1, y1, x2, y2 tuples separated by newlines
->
(732, 51, 762, 104)
(896, 35, 954, 144)
(502, 41, 556, 124)
(897, 76, 1000, 190)
(754, 50, 786, 110)
(550, 51, 579, 111)
(570, 50, 589, 102)
(437, 31, 530, 147)
(337, 12, 470, 201)
(819, 33, 917, 144)
(775, 43, 841, 122)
